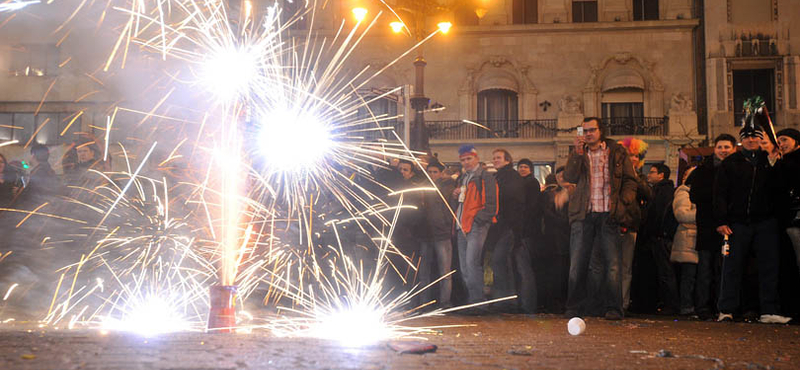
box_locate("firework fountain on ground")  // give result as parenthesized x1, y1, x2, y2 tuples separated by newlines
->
(0, 0, 511, 343)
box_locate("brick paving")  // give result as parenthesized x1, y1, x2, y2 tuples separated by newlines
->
(1, 314, 798, 370)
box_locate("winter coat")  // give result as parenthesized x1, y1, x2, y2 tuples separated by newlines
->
(689, 155, 723, 252)
(643, 178, 676, 240)
(392, 174, 426, 252)
(620, 169, 652, 231)
(775, 149, 800, 225)
(564, 138, 637, 224)
(670, 185, 698, 263)
(454, 166, 498, 234)
(424, 177, 457, 241)
(541, 184, 570, 255)
(521, 174, 542, 238)
(494, 163, 526, 235)
(713, 149, 778, 227)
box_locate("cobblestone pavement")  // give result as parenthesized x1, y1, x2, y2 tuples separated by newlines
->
(1, 314, 798, 370)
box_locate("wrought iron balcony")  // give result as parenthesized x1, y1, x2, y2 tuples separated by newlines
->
(426, 119, 558, 140)
(603, 117, 667, 136)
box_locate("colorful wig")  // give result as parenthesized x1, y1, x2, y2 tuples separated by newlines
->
(618, 137, 648, 168)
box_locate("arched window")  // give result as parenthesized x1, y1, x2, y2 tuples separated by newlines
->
(601, 87, 645, 135)
(513, 0, 538, 24)
(478, 89, 519, 138)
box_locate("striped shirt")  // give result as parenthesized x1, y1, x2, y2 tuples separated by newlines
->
(587, 142, 611, 213)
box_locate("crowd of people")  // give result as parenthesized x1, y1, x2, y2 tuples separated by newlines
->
(0, 138, 107, 210)
(2, 116, 799, 324)
(393, 116, 799, 323)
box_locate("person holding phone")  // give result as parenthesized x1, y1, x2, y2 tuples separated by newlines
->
(563, 117, 637, 320)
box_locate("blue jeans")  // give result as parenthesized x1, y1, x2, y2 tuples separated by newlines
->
(567, 212, 622, 315)
(419, 238, 453, 306)
(457, 223, 491, 303)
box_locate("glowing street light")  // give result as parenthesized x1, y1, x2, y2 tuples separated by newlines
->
(436, 21, 452, 34)
(384, 0, 471, 152)
(389, 21, 404, 33)
(352, 7, 368, 22)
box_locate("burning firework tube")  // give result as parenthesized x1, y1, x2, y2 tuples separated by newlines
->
(207, 285, 238, 332)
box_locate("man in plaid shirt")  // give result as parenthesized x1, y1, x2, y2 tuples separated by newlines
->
(563, 117, 637, 320)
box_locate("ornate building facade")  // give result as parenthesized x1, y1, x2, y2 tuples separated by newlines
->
(704, 0, 800, 140)
(322, 0, 709, 178)
(1, 0, 798, 180)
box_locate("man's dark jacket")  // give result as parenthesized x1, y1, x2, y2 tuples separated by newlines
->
(494, 163, 526, 235)
(713, 149, 777, 227)
(690, 155, 723, 251)
(521, 174, 542, 238)
(776, 149, 800, 225)
(424, 176, 457, 241)
(642, 178, 675, 239)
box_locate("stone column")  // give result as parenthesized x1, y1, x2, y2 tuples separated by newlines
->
(785, 56, 799, 112)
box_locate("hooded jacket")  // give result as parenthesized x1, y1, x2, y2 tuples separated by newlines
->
(564, 138, 637, 224)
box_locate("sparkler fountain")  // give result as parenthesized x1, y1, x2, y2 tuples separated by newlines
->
(0, 0, 507, 344)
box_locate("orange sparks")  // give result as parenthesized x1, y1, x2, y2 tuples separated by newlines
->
(74, 90, 99, 103)
(60, 111, 84, 136)
(34, 77, 58, 116)
(15, 202, 50, 228)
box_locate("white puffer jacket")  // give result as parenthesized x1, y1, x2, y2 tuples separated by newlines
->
(670, 184, 698, 263)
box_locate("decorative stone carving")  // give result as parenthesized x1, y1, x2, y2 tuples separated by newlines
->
(459, 56, 540, 119)
(459, 68, 476, 95)
(614, 52, 633, 64)
(670, 93, 693, 113)
(584, 52, 666, 117)
(488, 56, 507, 68)
(585, 66, 600, 92)
(559, 94, 582, 114)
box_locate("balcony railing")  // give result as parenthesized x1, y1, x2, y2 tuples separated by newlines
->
(356, 117, 668, 142)
(427, 119, 558, 140)
(604, 117, 667, 136)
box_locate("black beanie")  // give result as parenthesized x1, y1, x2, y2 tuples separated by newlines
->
(776, 128, 800, 144)
(517, 158, 533, 169)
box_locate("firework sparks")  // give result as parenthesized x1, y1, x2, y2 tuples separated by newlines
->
(0, 0, 39, 13)
(8, 0, 483, 343)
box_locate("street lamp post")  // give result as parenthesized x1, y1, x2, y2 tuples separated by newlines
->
(386, 1, 457, 153)
(409, 57, 429, 152)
